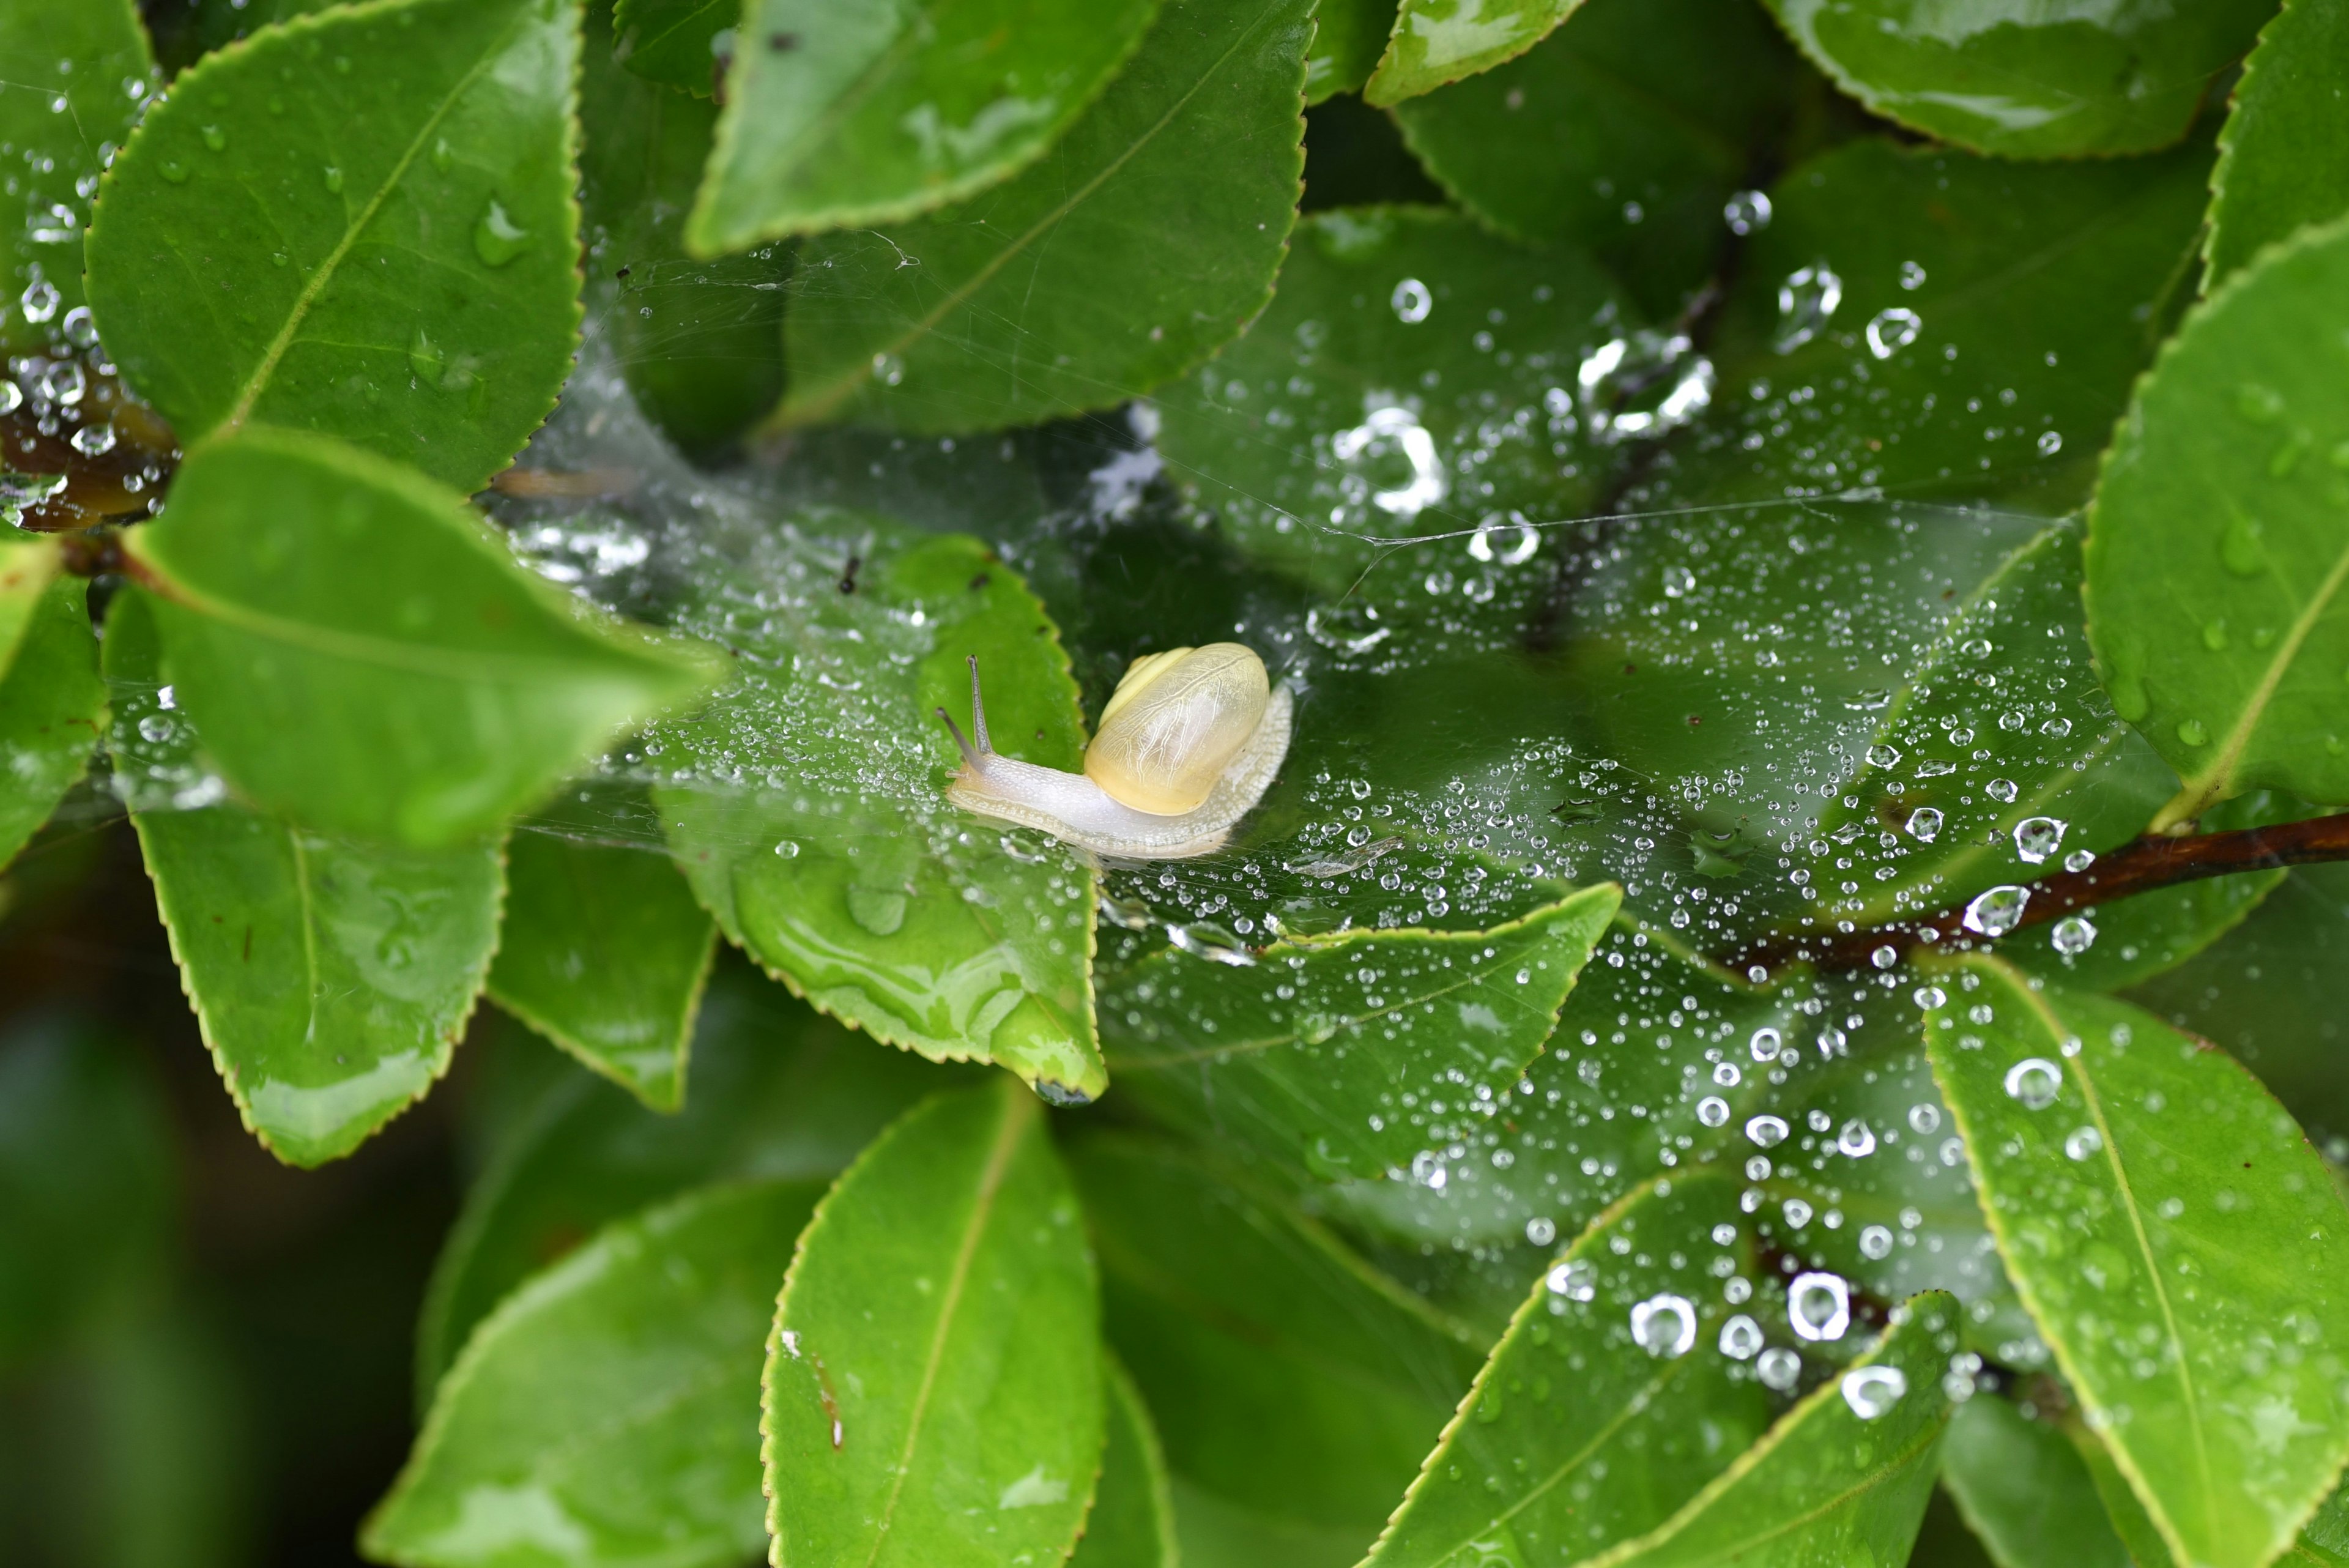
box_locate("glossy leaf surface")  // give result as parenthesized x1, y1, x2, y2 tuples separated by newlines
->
(610, 0, 730, 96)
(1071, 1359, 1179, 1568)
(691, 0, 1159, 248)
(2208, 0, 2349, 285)
(763, 1080, 1100, 1568)
(1365, 0, 1578, 106)
(1105, 885, 1619, 1181)
(1364, 1172, 1772, 1568)
(1761, 0, 2270, 158)
(0, 541, 104, 870)
(775, 0, 1310, 433)
(655, 529, 1104, 1102)
(1307, 0, 1401, 102)
(127, 429, 722, 848)
(1938, 1395, 2134, 1568)
(367, 1178, 822, 1568)
(1925, 957, 2349, 1568)
(486, 817, 716, 1112)
(2086, 215, 2349, 820)
(105, 593, 502, 1167)
(84, 0, 584, 493)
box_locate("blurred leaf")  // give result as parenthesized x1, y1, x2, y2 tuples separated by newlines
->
(486, 818, 717, 1112)
(125, 429, 723, 847)
(1937, 1395, 2134, 1568)
(1391, 0, 1801, 318)
(417, 959, 959, 1400)
(1364, 0, 1578, 106)
(0, 0, 152, 345)
(366, 1178, 822, 1568)
(2061, 1412, 2186, 1568)
(1924, 958, 2349, 1568)
(656, 528, 1104, 1102)
(1759, 0, 2270, 158)
(763, 1080, 1100, 1568)
(1071, 1359, 1179, 1568)
(610, 0, 729, 95)
(0, 542, 105, 871)
(1104, 885, 1618, 1181)
(2208, 0, 2349, 286)
(775, 0, 1310, 433)
(1152, 206, 1632, 593)
(105, 594, 502, 1167)
(1364, 1171, 1773, 1567)
(1068, 1132, 1479, 1540)
(1307, 0, 1401, 103)
(84, 0, 586, 495)
(1169, 1479, 1371, 1568)
(2085, 215, 2349, 823)
(690, 0, 1161, 248)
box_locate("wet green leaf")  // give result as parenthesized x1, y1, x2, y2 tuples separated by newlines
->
(1590, 1291, 1961, 1568)
(1104, 884, 1619, 1183)
(1154, 206, 1631, 593)
(774, 0, 1310, 433)
(1937, 1395, 2134, 1568)
(690, 0, 1160, 250)
(1924, 957, 2349, 1568)
(486, 816, 717, 1112)
(610, 0, 729, 95)
(2303, 1481, 2349, 1564)
(417, 960, 960, 1399)
(0, 540, 104, 871)
(1069, 1132, 1479, 1539)
(2085, 214, 2349, 823)
(366, 1178, 822, 1568)
(2211, 0, 2349, 290)
(104, 593, 502, 1167)
(1364, 1171, 1773, 1568)
(0, 0, 152, 346)
(125, 428, 723, 848)
(763, 1079, 1100, 1568)
(1071, 1359, 1179, 1568)
(83, 0, 584, 494)
(1307, 0, 1401, 103)
(1364, 0, 1577, 106)
(1391, 0, 1802, 318)
(655, 528, 1104, 1103)
(1759, 0, 2269, 158)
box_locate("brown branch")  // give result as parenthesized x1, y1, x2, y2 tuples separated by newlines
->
(1740, 811, 2349, 975)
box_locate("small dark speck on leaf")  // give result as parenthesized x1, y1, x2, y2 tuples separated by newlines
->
(768, 31, 800, 50)
(615, 265, 631, 280)
(1622, 663, 1637, 675)
(969, 573, 990, 591)
(839, 555, 861, 594)
(1687, 715, 1701, 726)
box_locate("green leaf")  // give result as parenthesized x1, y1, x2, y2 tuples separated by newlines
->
(1937, 1395, 2135, 1568)
(2208, 0, 2349, 287)
(1758, 0, 2271, 158)
(0, 0, 153, 346)
(2303, 1481, 2349, 1564)
(486, 811, 718, 1112)
(763, 1079, 1101, 1568)
(0, 540, 105, 871)
(366, 1178, 823, 1568)
(1072, 1358, 1179, 1568)
(1151, 205, 1633, 593)
(2085, 214, 2349, 823)
(124, 428, 723, 848)
(103, 593, 503, 1167)
(1364, 0, 1578, 106)
(1069, 1132, 1479, 1538)
(2061, 1412, 2186, 1568)
(773, 0, 1311, 433)
(655, 528, 1105, 1103)
(610, 0, 730, 96)
(1307, 0, 1401, 103)
(418, 960, 962, 1399)
(1590, 1292, 1962, 1568)
(1364, 1171, 1773, 1568)
(1104, 884, 1619, 1183)
(1923, 957, 2349, 1568)
(689, 0, 1162, 250)
(1390, 0, 1802, 317)
(83, 0, 585, 494)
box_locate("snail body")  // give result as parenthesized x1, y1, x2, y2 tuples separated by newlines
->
(940, 643, 1292, 860)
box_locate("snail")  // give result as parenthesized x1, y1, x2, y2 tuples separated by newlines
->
(938, 643, 1293, 860)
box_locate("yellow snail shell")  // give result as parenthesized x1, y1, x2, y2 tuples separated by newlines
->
(938, 643, 1292, 860)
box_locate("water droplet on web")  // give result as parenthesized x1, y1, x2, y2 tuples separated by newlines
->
(1865, 307, 1920, 359)
(474, 198, 529, 266)
(1576, 331, 1713, 444)
(20, 280, 61, 324)
(871, 351, 905, 387)
(1468, 515, 1538, 565)
(1842, 1365, 1907, 1419)
(1712, 1062, 1742, 1088)
(1774, 265, 1842, 352)
(1332, 404, 1445, 516)
(1859, 1224, 1894, 1260)
(1390, 277, 1431, 324)
(1986, 778, 2018, 803)
(1723, 190, 1770, 235)
(1904, 807, 1943, 842)
(2063, 849, 2096, 873)
(1748, 1028, 1781, 1062)
(1719, 1315, 1763, 1358)
(0, 381, 19, 417)
(1524, 1217, 1556, 1246)
(1870, 944, 1899, 969)
(1837, 1120, 1876, 1157)
(2003, 1058, 2061, 1110)
(1546, 1260, 1595, 1301)
(1662, 564, 1696, 598)
(1962, 885, 2029, 937)
(40, 362, 84, 405)
(2036, 430, 2063, 456)
(1757, 1347, 1802, 1391)
(2064, 1125, 2104, 1161)
(1788, 1273, 1850, 1341)
(2012, 816, 2065, 864)
(70, 423, 114, 456)
(1909, 1104, 1940, 1134)
(2050, 914, 2096, 955)
(1746, 1115, 1788, 1148)
(1305, 602, 1388, 655)
(1898, 260, 1926, 290)
(1698, 1095, 1730, 1126)
(1866, 743, 1901, 768)
(1630, 1293, 1697, 1358)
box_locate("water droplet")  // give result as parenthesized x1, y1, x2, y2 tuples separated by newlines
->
(2063, 849, 2096, 873)
(20, 281, 61, 324)
(871, 351, 905, 387)
(1748, 1027, 1781, 1062)
(1524, 1217, 1556, 1247)
(1757, 1347, 1802, 1391)
(845, 886, 906, 936)
(1865, 307, 1920, 359)
(1745, 1115, 1789, 1148)
(200, 124, 225, 152)
(0, 381, 18, 417)
(40, 362, 84, 405)
(1305, 602, 1388, 655)
(1723, 190, 1771, 235)
(2012, 816, 2065, 864)
(1842, 1365, 1908, 1419)
(2050, 915, 2096, 955)
(60, 307, 98, 349)
(474, 198, 529, 266)
(1908, 1104, 1941, 1135)
(1662, 564, 1696, 598)
(1332, 404, 1445, 516)
(1630, 1293, 1698, 1358)
(1788, 1273, 1850, 1341)
(1545, 1260, 1596, 1301)
(1468, 515, 1538, 565)
(158, 159, 189, 184)
(1698, 1095, 1731, 1127)
(2236, 382, 2285, 424)
(1898, 260, 1926, 291)
(1866, 743, 1901, 768)
(2036, 430, 2063, 456)
(1837, 1120, 1876, 1157)
(70, 423, 115, 456)
(1904, 807, 1943, 843)
(2221, 513, 2266, 576)
(1168, 922, 1254, 966)
(431, 137, 455, 173)
(2003, 1057, 2061, 1110)
(322, 165, 344, 194)
(1986, 778, 2018, 803)
(1576, 331, 1714, 444)
(1859, 1224, 1894, 1260)
(1775, 265, 1842, 352)
(1712, 1062, 1742, 1088)
(1962, 885, 2030, 937)
(2065, 1125, 2103, 1161)
(408, 327, 443, 384)
(1870, 944, 1900, 969)
(137, 713, 176, 743)
(1719, 1314, 1763, 1358)
(2177, 718, 2210, 747)
(1390, 277, 1431, 324)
